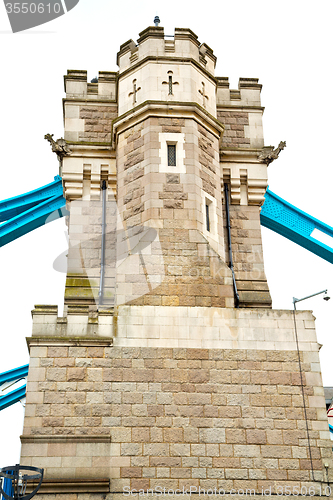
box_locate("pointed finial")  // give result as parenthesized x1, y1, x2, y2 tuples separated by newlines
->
(154, 15, 160, 26)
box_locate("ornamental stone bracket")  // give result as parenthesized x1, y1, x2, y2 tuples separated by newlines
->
(45, 133, 72, 176)
(221, 156, 268, 206)
(258, 140, 286, 165)
(44, 133, 72, 161)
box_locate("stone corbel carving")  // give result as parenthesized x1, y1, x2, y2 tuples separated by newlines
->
(45, 134, 72, 175)
(258, 141, 286, 165)
(44, 133, 72, 162)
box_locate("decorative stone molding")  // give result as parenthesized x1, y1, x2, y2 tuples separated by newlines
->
(112, 100, 224, 145)
(21, 435, 111, 443)
(258, 140, 286, 165)
(26, 479, 110, 494)
(27, 337, 113, 348)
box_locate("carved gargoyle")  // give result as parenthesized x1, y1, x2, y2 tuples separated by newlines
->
(258, 141, 286, 165)
(44, 133, 71, 162)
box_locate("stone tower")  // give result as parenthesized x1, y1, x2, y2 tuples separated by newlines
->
(20, 25, 332, 499)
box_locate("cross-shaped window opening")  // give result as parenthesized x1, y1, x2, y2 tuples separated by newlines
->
(128, 79, 141, 106)
(167, 144, 176, 166)
(198, 81, 209, 108)
(168, 75, 173, 95)
(162, 71, 178, 96)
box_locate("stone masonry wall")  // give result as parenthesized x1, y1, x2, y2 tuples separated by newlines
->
(114, 116, 234, 308)
(217, 111, 250, 149)
(78, 104, 118, 143)
(228, 205, 271, 308)
(21, 344, 331, 492)
(65, 199, 117, 306)
(198, 123, 217, 198)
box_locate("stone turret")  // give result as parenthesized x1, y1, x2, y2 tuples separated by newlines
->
(116, 27, 217, 117)
(61, 25, 271, 309)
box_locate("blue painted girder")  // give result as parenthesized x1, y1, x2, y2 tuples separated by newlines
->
(0, 385, 27, 412)
(261, 188, 333, 264)
(0, 176, 63, 222)
(0, 176, 67, 247)
(0, 365, 29, 387)
(0, 364, 28, 411)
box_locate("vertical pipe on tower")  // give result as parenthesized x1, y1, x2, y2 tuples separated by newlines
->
(98, 181, 107, 306)
(224, 184, 240, 308)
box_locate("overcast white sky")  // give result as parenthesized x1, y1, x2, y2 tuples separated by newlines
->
(1, 0, 333, 467)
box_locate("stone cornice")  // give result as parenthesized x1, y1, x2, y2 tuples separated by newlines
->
(25, 478, 110, 494)
(220, 148, 265, 162)
(112, 100, 224, 146)
(26, 336, 113, 349)
(217, 104, 265, 111)
(63, 97, 117, 105)
(21, 434, 111, 443)
(61, 143, 114, 155)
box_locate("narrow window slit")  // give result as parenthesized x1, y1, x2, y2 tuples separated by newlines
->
(167, 144, 176, 166)
(206, 203, 210, 232)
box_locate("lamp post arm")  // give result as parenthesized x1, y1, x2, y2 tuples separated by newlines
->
(293, 289, 327, 306)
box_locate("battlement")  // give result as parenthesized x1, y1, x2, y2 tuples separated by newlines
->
(116, 27, 218, 116)
(64, 69, 117, 101)
(217, 77, 263, 107)
(117, 26, 216, 76)
(63, 70, 118, 143)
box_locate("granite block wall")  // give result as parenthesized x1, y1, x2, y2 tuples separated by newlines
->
(21, 338, 331, 493)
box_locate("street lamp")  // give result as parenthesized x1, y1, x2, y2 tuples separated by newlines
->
(293, 289, 330, 307)
(0, 465, 43, 500)
(292, 289, 330, 482)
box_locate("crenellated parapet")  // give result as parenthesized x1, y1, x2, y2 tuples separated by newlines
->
(117, 26, 217, 117)
(64, 70, 117, 101)
(217, 77, 262, 107)
(117, 27, 216, 75)
(63, 70, 117, 146)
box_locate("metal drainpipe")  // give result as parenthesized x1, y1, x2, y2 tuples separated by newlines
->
(292, 303, 315, 482)
(98, 180, 107, 307)
(224, 184, 240, 308)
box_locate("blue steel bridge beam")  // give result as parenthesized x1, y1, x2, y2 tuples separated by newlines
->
(0, 365, 29, 411)
(0, 385, 27, 411)
(260, 188, 333, 264)
(0, 194, 67, 247)
(0, 175, 63, 221)
(1, 176, 333, 262)
(0, 176, 67, 247)
(0, 364, 29, 387)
